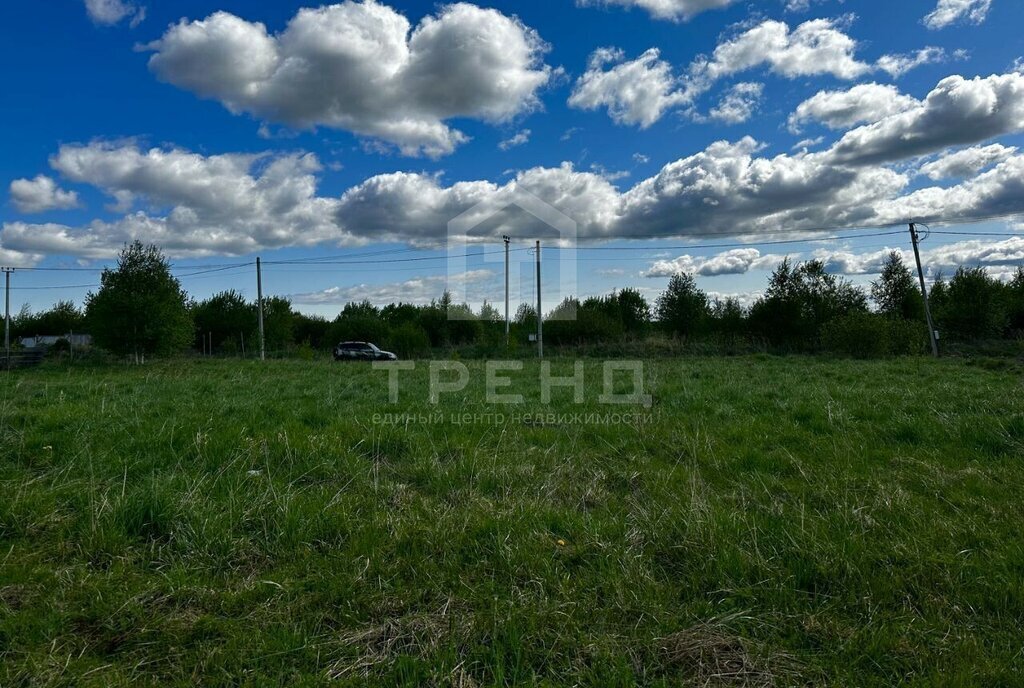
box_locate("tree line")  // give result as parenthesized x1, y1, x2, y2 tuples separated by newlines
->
(11, 241, 1024, 360)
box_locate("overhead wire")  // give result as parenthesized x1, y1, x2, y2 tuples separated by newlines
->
(4, 214, 1023, 291)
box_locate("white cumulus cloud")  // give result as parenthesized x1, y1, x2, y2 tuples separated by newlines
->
(829, 72, 1024, 166)
(9, 176, 80, 214)
(289, 270, 495, 305)
(689, 18, 872, 92)
(789, 83, 920, 133)
(6, 72, 1024, 263)
(876, 47, 948, 78)
(84, 0, 145, 27)
(812, 236, 1024, 277)
(709, 82, 764, 124)
(923, 0, 992, 29)
(918, 144, 1018, 180)
(573, 18, 879, 128)
(499, 130, 532, 151)
(142, 1, 552, 158)
(644, 247, 785, 277)
(576, 0, 737, 22)
(569, 48, 687, 127)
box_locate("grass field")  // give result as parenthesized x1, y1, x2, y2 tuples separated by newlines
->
(1, 356, 1023, 686)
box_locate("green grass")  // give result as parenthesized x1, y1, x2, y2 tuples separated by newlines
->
(1, 357, 1023, 686)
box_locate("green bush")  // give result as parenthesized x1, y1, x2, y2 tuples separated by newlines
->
(388, 323, 431, 359)
(296, 340, 316, 361)
(822, 313, 929, 358)
(887, 318, 929, 356)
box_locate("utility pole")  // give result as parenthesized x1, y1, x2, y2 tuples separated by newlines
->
(535, 240, 543, 359)
(503, 235, 510, 346)
(909, 223, 940, 358)
(3, 268, 11, 365)
(256, 257, 266, 361)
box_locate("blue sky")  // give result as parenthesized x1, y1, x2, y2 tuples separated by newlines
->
(2, 0, 1024, 317)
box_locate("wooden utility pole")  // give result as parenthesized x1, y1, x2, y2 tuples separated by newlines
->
(256, 257, 266, 361)
(503, 235, 511, 346)
(909, 223, 940, 358)
(535, 240, 543, 359)
(3, 268, 11, 364)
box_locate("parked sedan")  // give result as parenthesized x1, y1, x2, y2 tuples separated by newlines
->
(333, 341, 398, 361)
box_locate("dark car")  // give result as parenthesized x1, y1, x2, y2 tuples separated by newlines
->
(333, 341, 398, 362)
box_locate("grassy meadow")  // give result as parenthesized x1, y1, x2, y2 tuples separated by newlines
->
(1, 356, 1023, 686)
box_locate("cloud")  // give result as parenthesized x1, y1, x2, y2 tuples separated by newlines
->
(925, 236, 1024, 272)
(923, 0, 992, 29)
(783, 0, 829, 12)
(792, 136, 825, 150)
(568, 48, 687, 127)
(709, 82, 764, 124)
(872, 155, 1024, 225)
(142, 2, 552, 157)
(688, 18, 872, 96)
(706, 289, 763, 308)
(829, 73, 1024, 166)
(613, 137, 906, 238)
(811, 236, 1024, 277)
(7, 72, 1024, 261)
(573, 18, 877, 128)
(812, 246, 908, 275)
(687, 16, 950, 92)
(0, 248, 44, 268)
(84, 0, 145, 27)
(560, 127, 582, 141)
(0, 136, 947, 259)
(876, 47, 948, 77)
(9, 176, 80, 213)
(788, 83, 919, 133)
(918, 144, 1017, 180)
(499, 130, 532, 151)
(589, 163, 631, 181)
(289, 269, 494, 305)
(575, 0, 737, 22)
(334, 162, 622, 244)
(643, 247, 786, 277)
(2, 141, 347, 259)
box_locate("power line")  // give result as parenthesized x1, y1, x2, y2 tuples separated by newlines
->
(5, 213, 1023, 292)
(542, 229, 908, 252)
(6, 212, 1022, 275)
(5, 263, 252, 291)
(263, 247, 532, 266)
(927, 230, 1024, 238)
(13, 260, 253, 273)
(7, 282, 99, 291)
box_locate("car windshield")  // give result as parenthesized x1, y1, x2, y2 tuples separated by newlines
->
(367, 343, 380, 351)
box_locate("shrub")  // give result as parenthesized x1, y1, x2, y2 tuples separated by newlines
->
(822, 312, 929, 358)
(887, 318, 929, 356)
(388, 324, 431, 359)
(933, 266, 1008, 341)
(822, 312, 891, 358)
(296, 341, 316, 361)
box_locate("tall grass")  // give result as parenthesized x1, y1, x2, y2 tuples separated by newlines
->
(1, 357, 1022, 686)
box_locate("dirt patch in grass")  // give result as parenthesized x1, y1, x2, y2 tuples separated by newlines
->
(323, 599, 473, 680)
(656, 614, 801, 687)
